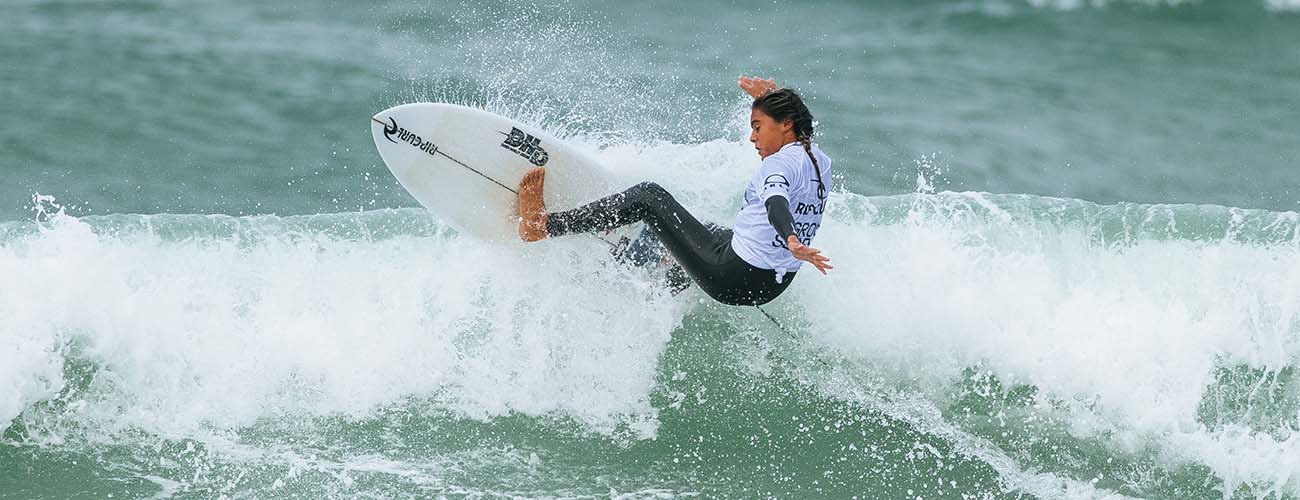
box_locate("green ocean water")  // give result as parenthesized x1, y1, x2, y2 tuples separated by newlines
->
(3, 1, 1300, 499)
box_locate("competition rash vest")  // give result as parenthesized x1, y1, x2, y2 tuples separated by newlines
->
(730, 141, 832, 280)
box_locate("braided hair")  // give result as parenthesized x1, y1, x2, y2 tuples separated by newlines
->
(752, 88, 825, 199)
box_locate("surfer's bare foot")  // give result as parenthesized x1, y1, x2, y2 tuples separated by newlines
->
(518, 167, 548, 241)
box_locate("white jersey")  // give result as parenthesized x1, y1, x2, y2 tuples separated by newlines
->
(730, 141, 831, 279)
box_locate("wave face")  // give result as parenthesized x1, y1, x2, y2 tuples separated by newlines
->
(4, 138, 1300, 499)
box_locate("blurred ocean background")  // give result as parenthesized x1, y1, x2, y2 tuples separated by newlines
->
(2, 0, 1299, 498)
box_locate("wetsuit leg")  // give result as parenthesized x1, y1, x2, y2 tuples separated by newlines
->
(547, 182, 794, 305)
(614, 227, 692, 294)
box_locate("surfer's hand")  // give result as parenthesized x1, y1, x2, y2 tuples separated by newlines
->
(739, 76, 777, 99)
(787, 235, 832, 274)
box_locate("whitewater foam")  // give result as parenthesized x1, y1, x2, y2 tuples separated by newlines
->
(5, 137, 1300, 497)
(0, 207, 684, 444)
(790, 189, 1300, 497)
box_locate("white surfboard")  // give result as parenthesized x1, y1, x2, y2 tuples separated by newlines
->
(370, 103, 627, 242)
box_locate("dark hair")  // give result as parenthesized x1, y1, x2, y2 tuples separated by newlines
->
(752, 88, 825, 199)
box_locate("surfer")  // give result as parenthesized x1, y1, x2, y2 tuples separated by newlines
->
(517, 77, 832, 306)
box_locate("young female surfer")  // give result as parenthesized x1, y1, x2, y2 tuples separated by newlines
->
(517, 77, 832, 306)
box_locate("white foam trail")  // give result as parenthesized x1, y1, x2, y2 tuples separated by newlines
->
(793, 189, 1300, 496)
(0, 208, 683, 441)
(816, 382, 1142, 500)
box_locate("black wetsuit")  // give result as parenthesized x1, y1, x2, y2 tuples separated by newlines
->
(547, 181, 796, 306)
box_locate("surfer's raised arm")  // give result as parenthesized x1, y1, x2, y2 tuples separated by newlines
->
(738, 76, 778, 99)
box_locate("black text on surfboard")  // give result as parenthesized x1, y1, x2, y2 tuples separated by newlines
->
(501, 127, 549, 166)
(382, 117, 440, 158)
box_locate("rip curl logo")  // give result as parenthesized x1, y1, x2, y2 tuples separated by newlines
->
(794, 199, 825, 216)
(382, 117, 399, 143)
(380, 117, 439, 157)
(763, 174, 789, 191)
(500, 127, 549, 166)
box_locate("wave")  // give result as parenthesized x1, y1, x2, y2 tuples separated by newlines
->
(4, 140, 1300, 498)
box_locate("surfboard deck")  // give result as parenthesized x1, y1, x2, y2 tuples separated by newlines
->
(370, 103, 629, 243)
(369, 103, 688, 294)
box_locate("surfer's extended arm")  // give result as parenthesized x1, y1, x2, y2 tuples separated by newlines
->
(765, 195, 833, 274)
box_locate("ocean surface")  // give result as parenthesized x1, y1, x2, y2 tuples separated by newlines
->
(3, 0, 1299, 498)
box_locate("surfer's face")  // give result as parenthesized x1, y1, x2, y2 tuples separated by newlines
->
(750, 108, 794, 159)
